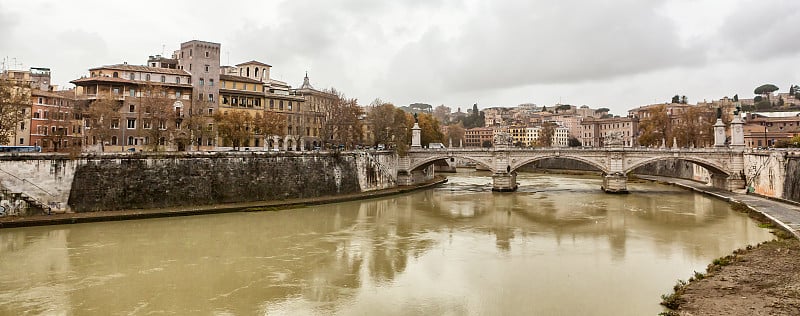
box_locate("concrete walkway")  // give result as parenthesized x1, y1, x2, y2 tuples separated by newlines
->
(637, 175, 800, 239)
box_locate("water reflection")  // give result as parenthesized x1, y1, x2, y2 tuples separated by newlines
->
(0, 171, 774, 315)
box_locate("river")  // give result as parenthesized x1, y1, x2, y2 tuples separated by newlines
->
(0, 171, 774, 315)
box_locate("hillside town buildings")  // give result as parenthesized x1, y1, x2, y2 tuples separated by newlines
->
(3, 44, 800, 151)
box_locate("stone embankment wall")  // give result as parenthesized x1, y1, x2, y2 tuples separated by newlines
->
(744, 151, 800, 203)
(0, 155, 78, 215)
(0, 151, 397, 214)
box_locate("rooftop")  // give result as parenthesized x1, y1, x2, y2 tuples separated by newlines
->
(89, 64, 190, 76)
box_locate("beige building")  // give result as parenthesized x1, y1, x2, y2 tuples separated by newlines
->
(292, 73, 336, 148)
(580, 116, 639, 147)
(508, 126, 540, 147)
(71, 64, 196, 151)
(742, 112, 800, 148)
(0, 69, 33, 146)
(465, 127, 493, 147)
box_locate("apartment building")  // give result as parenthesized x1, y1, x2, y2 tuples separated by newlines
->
(29, 89, 82, 151)
(742, 112, 800, 148)
(71, 63, 195, 151)
(580, 116, 639, 147)
(465, 127, 493, 147)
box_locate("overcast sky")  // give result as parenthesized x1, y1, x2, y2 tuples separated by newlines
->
(1, 0, 798, 115)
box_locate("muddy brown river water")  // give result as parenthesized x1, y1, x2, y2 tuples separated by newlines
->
(0, 171, 773, 315)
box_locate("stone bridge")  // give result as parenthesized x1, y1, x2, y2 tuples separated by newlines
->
(397, 114, 748, 193)
(397, 146, 746, 192)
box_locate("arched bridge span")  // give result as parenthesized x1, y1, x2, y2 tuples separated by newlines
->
(399, 147, 746, 193)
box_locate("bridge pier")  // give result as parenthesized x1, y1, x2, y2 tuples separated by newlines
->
(492, 172, 518, 192)
(602, 173, 628, 193)
(711, 173, 745, 191)
(396, 165, 435, 186)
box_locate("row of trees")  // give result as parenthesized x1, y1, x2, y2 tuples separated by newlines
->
(638, 104, 714, 148)
(367, 99, 445, 153)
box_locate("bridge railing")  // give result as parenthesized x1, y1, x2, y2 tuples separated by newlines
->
(408, 146, 745, 154)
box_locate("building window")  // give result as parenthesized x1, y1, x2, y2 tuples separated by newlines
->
(288, 101, 292, 111)
(143, 119, 151, 129)
(189, 49, 192, 57)
(127, 118, 136, 129)
(208, 108, 213, 115)
(243, 84, 247, 91)
(175, 77, 180, 84)
(232, 97, 238, 106)
(128, 136, 134, 145)
(209, 79, 214, 87)
(269, 99, 274, 108)
(130, 73, 135, 80)
(208, 94, 214, 102)
(111, 119, 119, 129)
(205, 51, 209, 58)
(222, 96, 229, 105)
(113, 87, 120, 95)
(113, 72, 118, 78)
(111, 136, 117, 145)
(189, 64, 192, 71)
(199, 78, 204, 86)
(232, 82, 237, 89)
(205, 65, 209, 72)
(129, 104, 135, 112)
(161, 75, 166, 83)
(130, 89, 136, 97)
(159, 120, 166, 130)
(145, 74, 151, 81)
(176, 91, 181, 99)
(38, 97, 43, 104)
(279, 100, 284, 109)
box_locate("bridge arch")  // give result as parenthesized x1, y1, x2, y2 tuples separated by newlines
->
(624, 156, 731, 177)
(511, 154, 609, 174)
(408, 154, 493, 172)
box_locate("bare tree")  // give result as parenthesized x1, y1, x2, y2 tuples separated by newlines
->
(367, 101, 397, 146)
(85, 93, 122, 152)
(320, 88, 363, 149)
(637, 105, 671, 147)
(0, 78, 30, 145)
(214, 110, 253, 150)
(537, 122, 556, 147)
(446, 122, 465, 146)
(138, 85, 177, 151)
(254, 111, 286, 148)
(673, 106, 714, 147)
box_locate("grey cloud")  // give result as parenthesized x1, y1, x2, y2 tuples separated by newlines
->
(716, 0, 800, 61)
(0, 3, 20, 51)
(384, 1, 703, 97)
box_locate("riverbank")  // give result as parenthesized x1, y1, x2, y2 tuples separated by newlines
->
(0, 176, 448, 229)
(635, 175, 800, 316)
